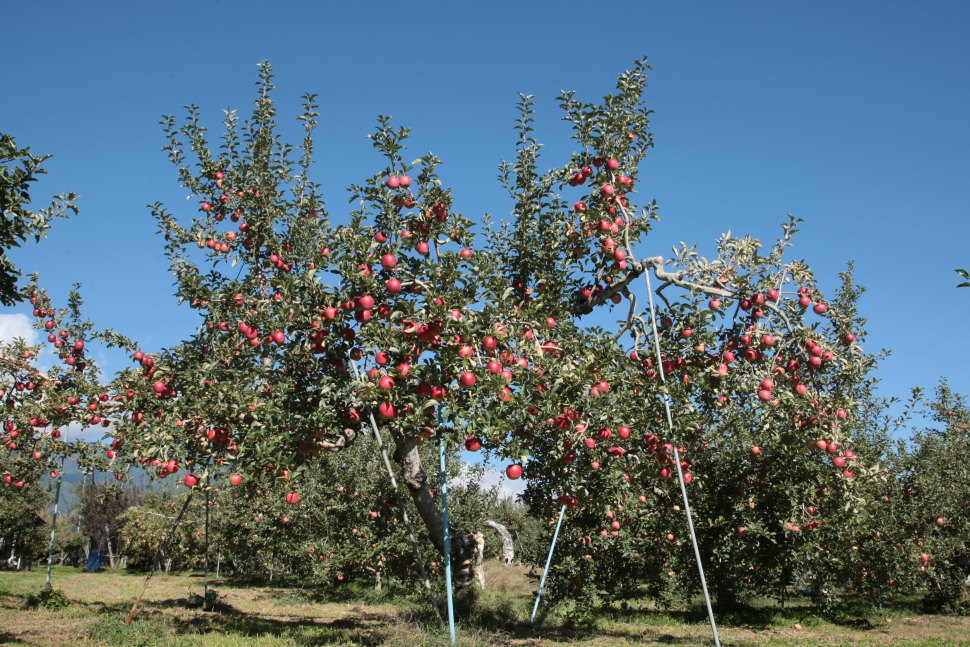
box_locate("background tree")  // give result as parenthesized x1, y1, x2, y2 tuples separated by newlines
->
(0, 478, 47, 568)
(206, 434, 506, 590)
(119, 488, 203, 572)
(894, 381, 970, 612)
(75, 480, 142, 569)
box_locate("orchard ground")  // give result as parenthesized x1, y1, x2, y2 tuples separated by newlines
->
(2, 565, 969, 646)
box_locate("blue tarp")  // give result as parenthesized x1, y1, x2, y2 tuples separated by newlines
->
(86, 548, 103, 571)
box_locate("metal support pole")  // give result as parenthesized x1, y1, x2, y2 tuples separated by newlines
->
(530, 503, 567, 624)
(643, 269, 721, 647)
(204, 487, 210, 606)
(438, 418, 457, 645)
(44, 468, 64, 592)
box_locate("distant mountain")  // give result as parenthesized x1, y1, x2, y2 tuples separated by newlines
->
(40, 457, 157, 515)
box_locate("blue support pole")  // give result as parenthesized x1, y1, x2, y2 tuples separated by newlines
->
(438, 422, 457, 645)
(45, 465, 64, 592)
(530, 503, 567, 624)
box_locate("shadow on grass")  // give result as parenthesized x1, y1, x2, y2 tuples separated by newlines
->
(80, 581, 918, 647)
(84, 594, 400, 647)
(170, 603, 400, 647)
(394, 592, 706, 646)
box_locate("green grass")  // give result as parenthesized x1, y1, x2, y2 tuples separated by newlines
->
(0, 564, 968, 646)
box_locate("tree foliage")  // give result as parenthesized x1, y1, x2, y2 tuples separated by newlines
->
(0, 134, 77, 305)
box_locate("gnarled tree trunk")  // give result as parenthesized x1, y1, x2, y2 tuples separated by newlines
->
(392, 436, 477, 589)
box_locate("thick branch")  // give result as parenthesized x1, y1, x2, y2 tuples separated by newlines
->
(314, 427, 357, 452)
(641, 256, 733, 297)
(570, 256, 732, 317)
(570, 265, 644, 315)
(393, 437, 446, 554)
(484, 520, 515, 565)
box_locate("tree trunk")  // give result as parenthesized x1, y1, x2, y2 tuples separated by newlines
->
(392, 435, 477, 588)
(105, 525, 115, 570)
(715, 580, 738, 610)
(484, 520, 515, 565)
(473, 532, 486, 590)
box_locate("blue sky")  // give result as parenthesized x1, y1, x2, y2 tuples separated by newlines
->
(3, 1, 969, 439)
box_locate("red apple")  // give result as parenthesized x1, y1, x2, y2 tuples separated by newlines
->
(377, 402, 396, 419)
(378, 376, 395, 390)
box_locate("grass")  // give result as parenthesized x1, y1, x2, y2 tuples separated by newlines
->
(0, 563, 968, 646)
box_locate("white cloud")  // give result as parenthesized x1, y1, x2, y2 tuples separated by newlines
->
(455, 459, 526, 501)
(479, 464, 527, 500)
(63, 420, 109, 443)
(0, 313, 37, 345)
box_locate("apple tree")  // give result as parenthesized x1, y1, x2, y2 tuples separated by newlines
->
(103, 61, 642, 588)
(1, 284, 125, 489)
(893, 381, 970, 612)
(0, 284, 132, 587)
(99, 58, 892, 614)
(0, 473, 47, 567)
(119, 488, 205, 572)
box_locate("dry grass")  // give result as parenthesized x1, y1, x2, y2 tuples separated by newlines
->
(1, 563, 969, 646)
